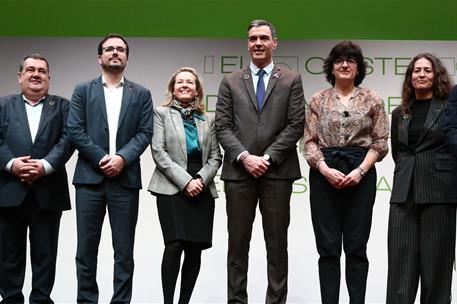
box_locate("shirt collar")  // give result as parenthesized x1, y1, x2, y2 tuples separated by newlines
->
(102, 75, 124, 88)
(250, 61, 274, 76)
(23, 94, 46, 106)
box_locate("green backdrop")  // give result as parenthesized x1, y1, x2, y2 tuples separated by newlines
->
(1, 0, 456, 40)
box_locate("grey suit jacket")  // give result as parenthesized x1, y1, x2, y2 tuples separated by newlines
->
(148, 106, 222, 198)
(0, 94, 72, 210)
(215, 65, 305, 181)
(67, 76, 153, 189)
(390, 97, 456, 204)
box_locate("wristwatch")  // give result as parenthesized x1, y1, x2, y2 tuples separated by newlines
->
(356, 166, 366, 177)
(263, 154, 271, 164)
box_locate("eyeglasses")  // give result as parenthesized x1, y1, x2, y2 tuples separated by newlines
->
(102, 46, 127, 54)
(334, 57, 357, 67)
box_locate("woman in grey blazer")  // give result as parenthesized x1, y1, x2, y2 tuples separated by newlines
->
(148, 67, 222, 304)
(387, 54, 455, 304)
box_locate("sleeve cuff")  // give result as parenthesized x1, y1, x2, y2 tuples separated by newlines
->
(40, 159, 55, 175)
(5, 158, 15, 172)
(237, 151, 249, 162)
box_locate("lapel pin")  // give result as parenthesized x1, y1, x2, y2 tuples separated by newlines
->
(49, 101, 55, 105)
(403, 114, 409, 119)
(273, 71, 280, 78)
(244, 74, 250, 79)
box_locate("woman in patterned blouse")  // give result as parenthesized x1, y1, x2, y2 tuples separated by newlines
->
(303, 41, 389, 304)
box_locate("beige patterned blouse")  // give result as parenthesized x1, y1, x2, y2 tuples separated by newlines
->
(303, 87, 389, 169)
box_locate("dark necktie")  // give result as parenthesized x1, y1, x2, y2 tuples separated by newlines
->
(256, 69, 266, 110)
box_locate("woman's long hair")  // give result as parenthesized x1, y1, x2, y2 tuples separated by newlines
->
(401, 53, 453, 107)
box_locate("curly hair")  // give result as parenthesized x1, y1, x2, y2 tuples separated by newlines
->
(401, 53, 453, 106)
(323, 40, 367, 87)
(162, 67, 205, 113)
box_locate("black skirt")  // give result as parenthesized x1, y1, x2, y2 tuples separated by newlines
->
(156, 152, 214, 249)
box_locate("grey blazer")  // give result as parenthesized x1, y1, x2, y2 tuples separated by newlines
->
(148, 106, 222, 198)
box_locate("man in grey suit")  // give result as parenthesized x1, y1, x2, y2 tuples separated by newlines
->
(0, 54, 72, 303)
(67, 34, 153, 303)
(215, 20, 305, 304)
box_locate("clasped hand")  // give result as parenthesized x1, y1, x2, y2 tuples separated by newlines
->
(242, 155, 270, 178)
(11, 156, 45, 184)
(99, 154, 125, 177)
(184, 178, 204, 197)
(322, 167, 362, 189)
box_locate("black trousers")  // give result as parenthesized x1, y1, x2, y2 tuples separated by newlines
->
(309, 147, 376, 304)
(225, 176, 293, 304)
(0, 191, 61, 304)
(386, 202, 456, 304)
(75, 181, 139, 304)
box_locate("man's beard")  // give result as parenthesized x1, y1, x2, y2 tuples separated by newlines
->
(102, 62, 125, 73)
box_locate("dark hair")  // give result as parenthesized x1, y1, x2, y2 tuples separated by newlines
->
(248, 19, 277, 38)
(19, 53, 49, 73)
(162, 67, 205, 112)
(98, 33, 129, 57)
(401, 53, 453, 106)
(323, 40, 367, 86)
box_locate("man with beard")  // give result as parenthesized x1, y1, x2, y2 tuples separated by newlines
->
(67, 34, 153, 303)
(0, 54, 72, 303)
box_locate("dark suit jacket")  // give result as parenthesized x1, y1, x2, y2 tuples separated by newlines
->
(67, 76, 153, 189)
(0, 94, 72, 210)
(443, 85, 457, 199)
(215, 65, 305, 181)
(390, 97, 456, 204)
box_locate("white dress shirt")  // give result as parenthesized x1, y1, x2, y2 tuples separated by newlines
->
(237, 61, 275, 161)
(250, 61, 274, 94)
(102, 75, 124, 156)
(5, 95, 54, 174)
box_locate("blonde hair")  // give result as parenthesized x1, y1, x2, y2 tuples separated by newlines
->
(162, 67, 205, 112)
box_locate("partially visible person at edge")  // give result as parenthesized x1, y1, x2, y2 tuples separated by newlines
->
(0, 54, 73, 303)
(148, 67, 222, 304)
(67, 33, 153, 303)
(387, 53, 455, 304)
(303, 40, 388, 304)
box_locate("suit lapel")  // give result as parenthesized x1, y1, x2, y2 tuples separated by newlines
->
(241, 68, 259, 111)
(195, 114, 208, 159)
(34, 95, 56, 143)
(263, 66, 279, 108)
(416, 98, 443, 146)
(170, 108, 187, 158)
(14, 95, 33, 145)
(93, 77, 108, 125)
(117, 79, 133, 130)
(398, 104, 411, 148)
